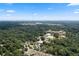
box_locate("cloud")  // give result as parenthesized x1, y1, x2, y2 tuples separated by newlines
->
(6, 10, 15, 13)
(5, 3, 13, 6)
(74, 11, 79, 14)
(33, 13, 38, 16)
(0, 9, 4, 12)
(0, 9, 16, 17)
(67, 3, 79, 6)
(6, 14, 12, 16)
(7, 3, 13, 5)
(73, 9, 79, 14)
(5, 10, 15, 16)
(48, 8, 52, 10)
(0, 9, 15, 13)
(76, 9, 79, 11)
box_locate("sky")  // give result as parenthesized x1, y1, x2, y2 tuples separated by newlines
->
(0, 3, 79, 21)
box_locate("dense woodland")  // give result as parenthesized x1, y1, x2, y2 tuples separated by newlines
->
(0, 21, 79, 56)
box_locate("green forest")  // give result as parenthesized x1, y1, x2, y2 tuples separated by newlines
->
(0, 21, 79, 56)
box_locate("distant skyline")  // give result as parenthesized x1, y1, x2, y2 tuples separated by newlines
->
(0, 3, 79, 21)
